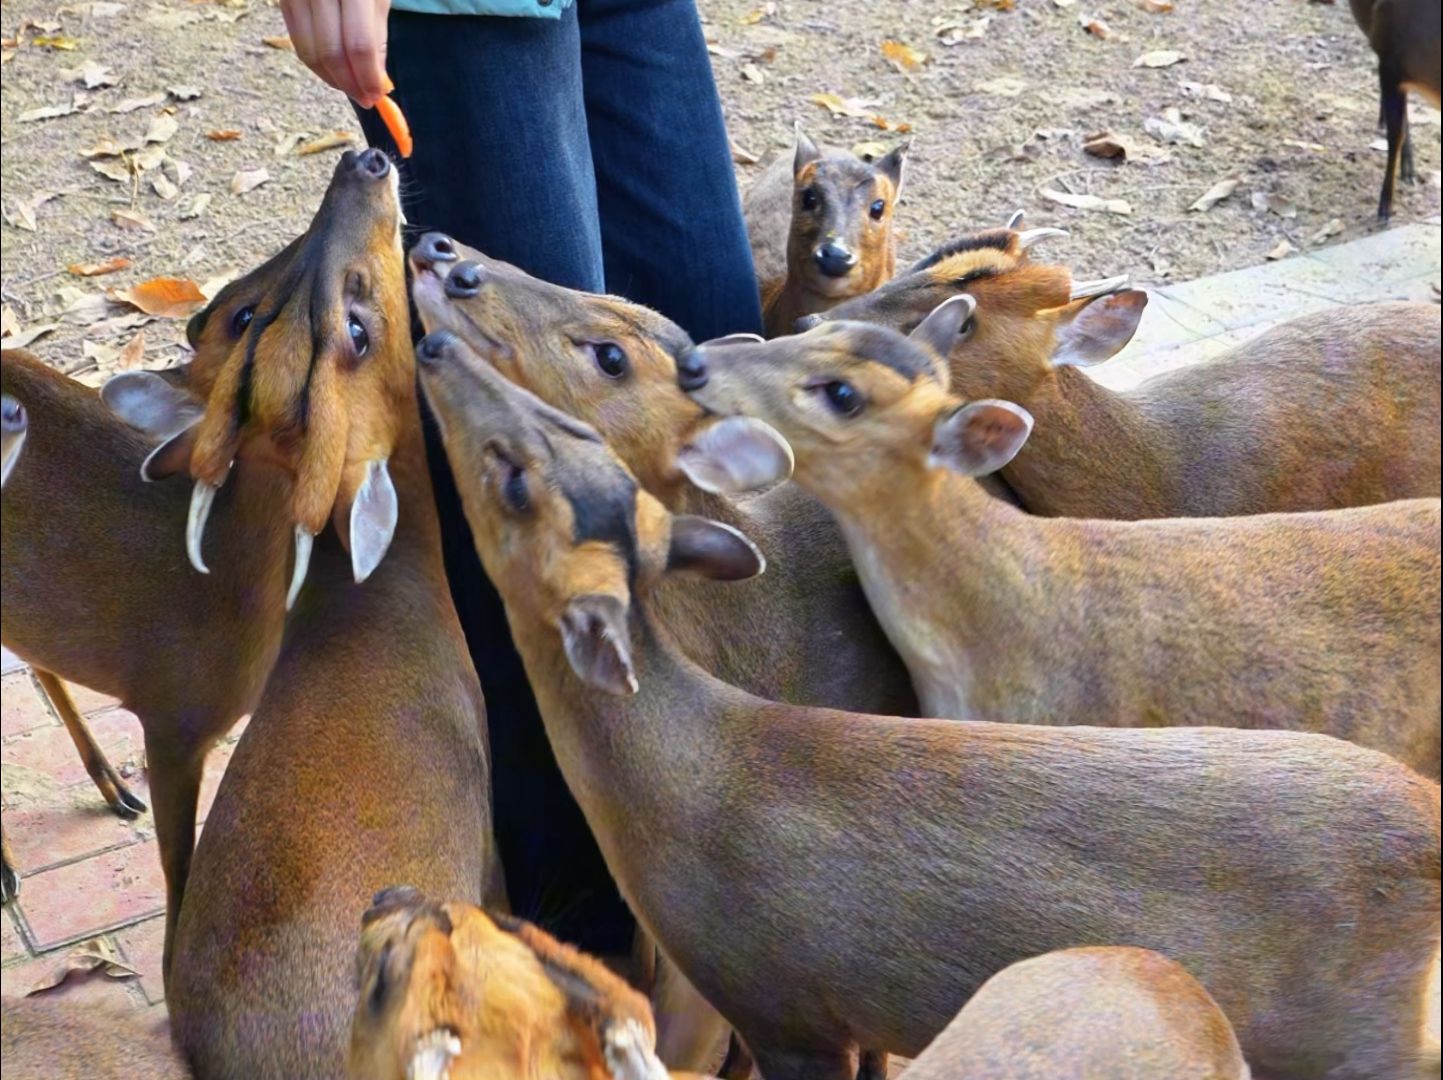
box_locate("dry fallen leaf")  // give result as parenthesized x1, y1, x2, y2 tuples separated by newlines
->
(975, 76, 1028, 97)
(168, 84, 202, 101)
(110, 208, 156, 232)
(1052, 0, 1077, 7)
(1145, 108, 1205, 147)
(881, 40, 927, 72)
(151, 173, 180, 201)
(1133, 0, 1173, 11)
(113, 330, 147, 370)
(1179, 79, 1233, 104)
(1134, 49, 1185, 67)
(110, 93, 166, 114)
(1282, 138, 1327, 153)
(730, 140, 760, 165)
(741, 62, 765, 83)
(231, 168, 271, 195)
(145, 113, 179, 145)
(165, 158, 193, 187)
(1082, 130, 1129, 159)
(1079, 15, 1113, 39)
(1309, 218, 1345, 245)
(273, 131, 308, 156)
(809, 93, 882, 118)
(1188, 175, 1240, 212)
(199, 272, 238, 300)
(1, 307, 17, 339)
(851, 140, 891, 161)
(738, 3, 776, 25)
(1041, 188, 1133, 215)
(706, 41, 740, 60)
(1, 317, 59, 349)
(207, 129, 243, 141)
(297, 131, 357, 156)
(26, 938, 138, 997)
(81, 135, 142, 157)
(1266, 239, 1297, 260)
(19, 99, 81, 123)
(32, 34, 81, 50)
(1251, 191, 1298, 219)
(7, 190, 63, 231)
(76, 59, 117, 88)
(110, 277, 208, 319)
(936, 16, 991, 44)
(67, 256, 132, 278)
(180, 193, 212, 220)
(262, 34, 294, 50)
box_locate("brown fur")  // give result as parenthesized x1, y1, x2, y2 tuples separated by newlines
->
(349, 887, 703, 1080)
(162, 152, 499, 1079)
(1, 997, 190, 1079)
(901, 947, 1251, 1080)
(742, 135, 904, 337)
(685, 323, 1443, 777)
(1348, 0, 1442, 218)
(2, 348, 292, 958)
(823, 241, 1442, 518)
(417, 333, 1441, 1080)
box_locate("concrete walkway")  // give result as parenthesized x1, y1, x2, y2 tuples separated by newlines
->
(1, 222, 1440, 1031)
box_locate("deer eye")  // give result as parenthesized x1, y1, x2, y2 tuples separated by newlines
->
(869, 199, 886, 220)
(347, 314, 371, 358)
(230, 305, 255, 338)
(503, 460, 530, 513)
(818, 380, 864, 417)
(800, 188, 821, 212)
(591, 342, 628, 379)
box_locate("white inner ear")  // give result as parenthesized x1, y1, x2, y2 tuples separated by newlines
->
(350, 458, 399, 584)
(676, 417, 794, 495)
(102, 371, 203, 440)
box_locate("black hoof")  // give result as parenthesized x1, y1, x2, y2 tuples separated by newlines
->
(112, 784, 148, 819)
(1, 864, 18, 905)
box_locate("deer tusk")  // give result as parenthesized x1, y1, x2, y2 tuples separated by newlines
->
(186, 480, 220, 575)
(1017, 227, 1069, 251)
(286, 527, 315, 611)
(1006, 208, 1026, 229)
(407, 1029, 462, 1080)
(1069, 275, 1132, 300)
(602, 1018, 670, 1080)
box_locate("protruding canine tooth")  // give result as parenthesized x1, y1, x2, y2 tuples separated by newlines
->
(287, 527, 314, 611)
(1069, 274, 1132, 300)
(186, 480, 219, 575)
(1021, 225, 1067, 248)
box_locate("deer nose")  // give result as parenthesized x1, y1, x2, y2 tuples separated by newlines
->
(794, 313, 826, 333)
(416, 330, 458, 368)
(445, 262, 485, 299)
(413, 232, 459, 272)
(676, 347, 709, 392)
(355, 147, 391, 180)
(814, 242, 857, 279)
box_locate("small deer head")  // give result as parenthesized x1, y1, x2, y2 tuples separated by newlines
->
(349, 886, 670, 1080)
(786, 132, 906, 301)
(416, 330, 765, 697)
(102, 149, 412, 608)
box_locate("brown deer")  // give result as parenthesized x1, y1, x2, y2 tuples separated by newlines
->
(678, 300, 1442, 777)
(742, 132, 906, 338)
(416, 325, 1441, 1080)
(2, 348, 291, 932)
(1347, 0, 1442, 219)
(409, 234, 914, 1077)
(814, 228, 1442, 518)
(900, 947, 1251, 1080)
(349, 886, 716, 1080)
(100, 148, 499, 1079)
(1, 996, 190, 1079)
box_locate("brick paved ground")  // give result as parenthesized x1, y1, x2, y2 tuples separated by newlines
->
(1, 224, 1438, 1060)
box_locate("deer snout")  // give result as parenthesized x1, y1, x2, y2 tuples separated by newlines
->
(416, 330, 461, 368)
(794, 313, 826, 333)
(412, 232, 459, 274)
(347, 147, 392, 181)
(676, 346, 709, 392)
(444, 261, 486, 299)
(814, 241, 857, 279)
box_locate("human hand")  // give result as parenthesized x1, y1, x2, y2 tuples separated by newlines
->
(281, 0, 393, 108)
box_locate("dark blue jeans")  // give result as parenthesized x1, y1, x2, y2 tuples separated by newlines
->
(355, 0, 760, 957)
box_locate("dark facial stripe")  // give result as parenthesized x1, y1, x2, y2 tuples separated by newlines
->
(908, 229, 1014, 274)
(562, 462, 640, 585)
(829, 323, 938, 382)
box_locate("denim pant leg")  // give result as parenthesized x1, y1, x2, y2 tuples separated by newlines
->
(355, 9, 636, 957)
(578, 0, 764, 339)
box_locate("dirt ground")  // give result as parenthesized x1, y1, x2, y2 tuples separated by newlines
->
(1, 0, 1440, 375)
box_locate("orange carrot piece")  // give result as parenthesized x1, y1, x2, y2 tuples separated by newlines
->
(375, 96, 412, 159)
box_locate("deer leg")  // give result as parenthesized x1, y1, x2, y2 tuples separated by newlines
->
(747, 1042, 855, 1080)
(649, 945, 733, 1073)
(855, 1049, 890, 1080)
(34, 670, 146, 818)
(1, 821, 19, 904)
(145, 732, 207, 988)
(718, 1035, 756, 1080)
(1378, 73, 1408, 221)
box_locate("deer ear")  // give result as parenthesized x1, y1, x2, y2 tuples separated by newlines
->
(909, 295, 975, 364)
(676, 417, 794, 495)
(348, 458, 399, 585)
(560, 594, 637, 696)
(102, 369, 204, 441)
(1051, 290, 1147, 368)
(874, 140, 908, 193)
(667, 515, 765, 581)
(793, 128, 822, 174)
(930, 399, 1034, 477)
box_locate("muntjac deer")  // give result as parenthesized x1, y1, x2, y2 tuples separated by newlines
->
(1, 996, 190, 1079)
(0, 388, 149, 904)
(349, 886, 715, 1080)
(815, 228, 1442, 517)
(1347, 0, 1442, 219)
(2, 349, 292, 937)
(417, 326, 1441, 1080)
(105, 149, 499, 1079)
(900, 947, 1251, 1080)
(743, 132, 905, 337)
(410, 234, 913, 1076)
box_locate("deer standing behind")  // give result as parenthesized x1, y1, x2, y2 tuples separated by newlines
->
(900, 947, 1251, 1080)
(349, 886, 715, 1080)
(1346, 0, 1442, 219)
(816, 227, 1442, 518)
(416, 326, 1441, 1080)
(680, 300, 1442, 777)
(742, 133, 905, 337)
(103, 149, 499, 1079)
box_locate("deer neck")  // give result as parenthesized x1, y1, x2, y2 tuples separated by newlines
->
(1002, 367, 1171, 518)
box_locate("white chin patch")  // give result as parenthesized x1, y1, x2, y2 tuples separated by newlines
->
(407, 1029, 461, 1080)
